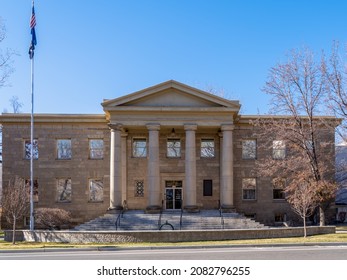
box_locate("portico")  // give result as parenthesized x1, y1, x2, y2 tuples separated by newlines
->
(103, 80, 240, 212)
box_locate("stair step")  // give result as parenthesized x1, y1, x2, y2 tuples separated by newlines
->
(73, 210, 268, 231)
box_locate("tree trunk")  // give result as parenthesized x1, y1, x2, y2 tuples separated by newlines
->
(303, 217, 307, 238)
(12, 218, 16, 245)
(319, 205, 325, 226)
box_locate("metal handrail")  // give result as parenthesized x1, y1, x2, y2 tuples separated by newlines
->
(219, 200, 225, 229)
(115, 211, 122, 230)
(115, 200, 127, 230)
(179, 200, 183, 230)
(157, 200, 164, 230)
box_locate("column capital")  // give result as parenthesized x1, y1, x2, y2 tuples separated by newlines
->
(221, 123, 235, 131)
(109, 123, 123, 131)
(146, 123, 161, 131)
(184, 124, 198, 131)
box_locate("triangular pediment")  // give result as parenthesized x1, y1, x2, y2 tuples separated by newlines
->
(102, 80, 241, 110)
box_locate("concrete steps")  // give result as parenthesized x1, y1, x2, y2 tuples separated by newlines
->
(73, 210, 267, 231)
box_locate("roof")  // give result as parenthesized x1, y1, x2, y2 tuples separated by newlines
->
(102, 80, 241, 110)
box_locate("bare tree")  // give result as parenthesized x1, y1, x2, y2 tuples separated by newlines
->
(285, 177, 318, 237)
(9, 96, 23, 113)
(255, 47, 338, 226)
(1, 177, 29, 244)
(324, 42, 347, 142)
(0, 17, 15, 89)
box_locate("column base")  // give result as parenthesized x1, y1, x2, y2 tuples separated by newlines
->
(145, 205, 162, 214)
(184, 205, 200, 213)
(221, 205, 236, 213)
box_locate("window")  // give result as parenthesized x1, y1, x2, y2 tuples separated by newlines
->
(89, 179, 103, 202)
(273, 140, 286, 159)
(242, 178, 256, 200)
(203, 180, 213, 196)
(25, 179, 39, 202)
(272, 178, 286, 200)
(275, 213, 286, 223)
(132, 138, 147, 157)
(167, 139, 181, 157)
(57, 139, 72, 159)
(201, 139, 215, 158)
(242, 140, 256, 159)
(89, 139, 104, 159)
(24, 139, 38, 159)
(56, 178, 72, 202)
(135, 180, 144, 197)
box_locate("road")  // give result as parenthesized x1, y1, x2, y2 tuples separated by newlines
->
(1, 245, 347, 260)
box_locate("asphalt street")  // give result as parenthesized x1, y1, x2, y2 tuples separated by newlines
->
(1, 245, 347, 260)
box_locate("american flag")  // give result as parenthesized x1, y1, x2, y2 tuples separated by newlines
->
(29, 3, 37, 59)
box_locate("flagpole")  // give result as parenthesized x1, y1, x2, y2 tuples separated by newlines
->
(30, 52, 34, 231)
(29, 0, 35, 232)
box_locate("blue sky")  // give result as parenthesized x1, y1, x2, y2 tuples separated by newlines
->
(0, 0, 346, 115)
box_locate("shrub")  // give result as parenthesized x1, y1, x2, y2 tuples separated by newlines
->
(35, 208, 71, 230)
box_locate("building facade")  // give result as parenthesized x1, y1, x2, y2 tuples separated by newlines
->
(0, 80, 338, 227)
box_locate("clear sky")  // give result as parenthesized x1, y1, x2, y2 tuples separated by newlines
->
(0, 0, 346, 115)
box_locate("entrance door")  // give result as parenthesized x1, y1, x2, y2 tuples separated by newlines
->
(165, 180, 182, 210)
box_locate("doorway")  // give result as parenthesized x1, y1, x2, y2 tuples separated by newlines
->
(165, 180, 182, 210)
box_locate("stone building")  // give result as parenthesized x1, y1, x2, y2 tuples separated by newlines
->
(0, 80, 338, 227)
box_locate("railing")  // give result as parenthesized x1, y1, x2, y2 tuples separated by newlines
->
(157, 200, 164, 230)
(115, 200, 127, 231)
(179, 200, 183, 230)
(115, 212, 121, 230)
(219, 200, 225, 229)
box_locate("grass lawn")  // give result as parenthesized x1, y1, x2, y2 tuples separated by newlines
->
(0, 233, 346, 250)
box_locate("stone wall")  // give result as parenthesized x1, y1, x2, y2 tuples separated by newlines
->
(5, 226, 336, 243)
(1, 115, 110, 226)
(0, 113, 338, 228)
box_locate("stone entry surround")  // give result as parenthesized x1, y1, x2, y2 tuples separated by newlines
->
(108, 122, 235, 212)
(103, 80, 241, 213)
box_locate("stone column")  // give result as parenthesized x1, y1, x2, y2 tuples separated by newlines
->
(121, 131, 128, 207)
(109, 124, 123, 210)
(146, 123, 161, 212)
(220, 123, 234, 210)
(184, 124, 198, 211)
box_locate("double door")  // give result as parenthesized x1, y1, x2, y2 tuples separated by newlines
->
(165, 180, 182, 210)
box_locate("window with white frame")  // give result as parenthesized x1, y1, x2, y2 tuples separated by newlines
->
(201, 139, 215, 158)
(56, 178, 72, 202)
(272, 178, 286, 200)
(167, 139, 181, 158)
(132, 138, 147, 157)
(89, 139, 104, 159)
(273, 140, 286, 159)
(242, 139, 256, 159)
(57, 139, 72, 159)
(24, 139, 38, 159)
(242, 178, 256, 200)
(89, 179, 103, 202)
